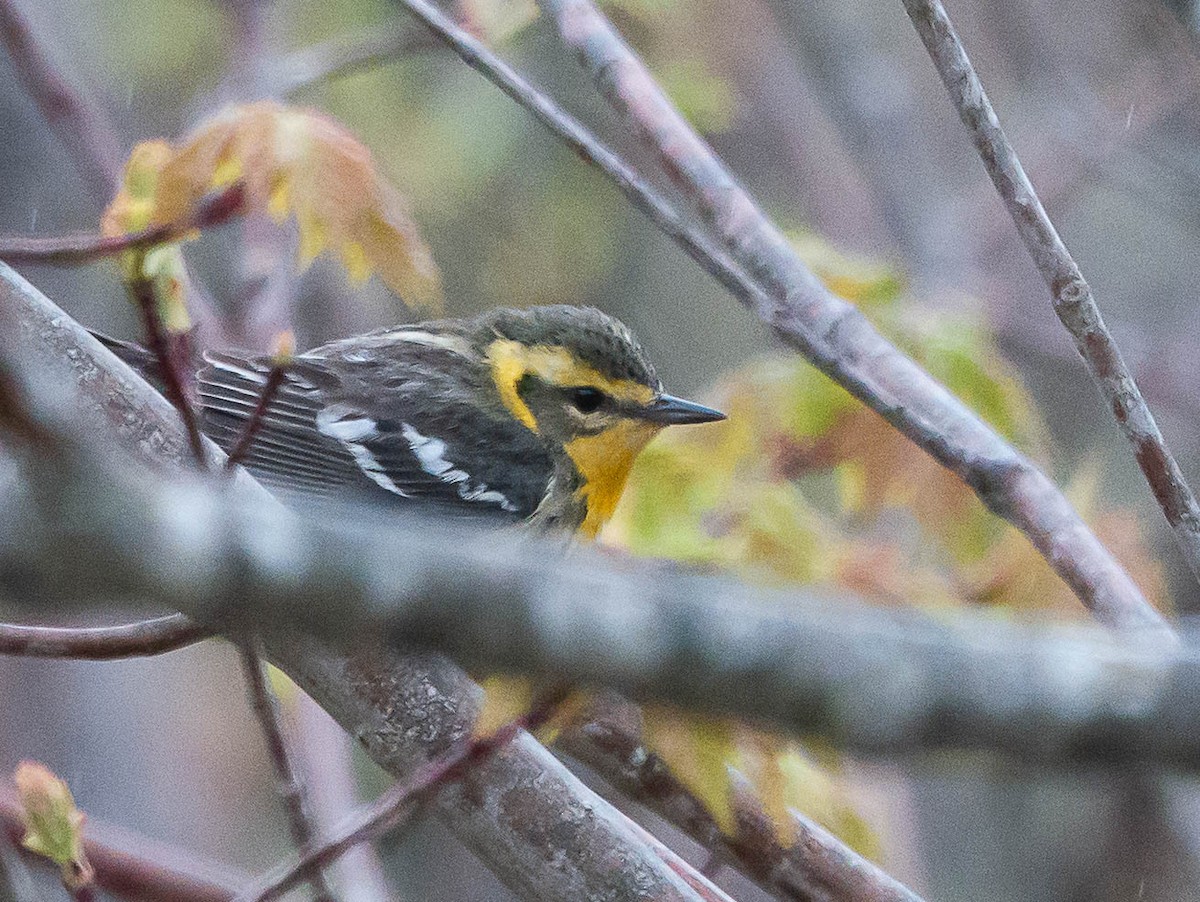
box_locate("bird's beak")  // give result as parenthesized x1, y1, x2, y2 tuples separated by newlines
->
(639, 393, 726, 425)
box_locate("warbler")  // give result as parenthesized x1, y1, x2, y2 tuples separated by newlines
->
(99, 305, 724, 538)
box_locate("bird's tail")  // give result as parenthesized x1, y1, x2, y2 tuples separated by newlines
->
(89, 330, 168, 392)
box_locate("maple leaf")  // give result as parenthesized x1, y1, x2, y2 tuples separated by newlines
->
(104, 101, 442, 312)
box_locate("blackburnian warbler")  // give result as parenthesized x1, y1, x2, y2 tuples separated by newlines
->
(101, 305, 724, 538)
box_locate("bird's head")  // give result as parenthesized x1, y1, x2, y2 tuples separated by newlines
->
(478, 305, 724, 536)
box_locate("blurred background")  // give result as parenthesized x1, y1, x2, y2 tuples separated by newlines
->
(3, 0, 1200, 899)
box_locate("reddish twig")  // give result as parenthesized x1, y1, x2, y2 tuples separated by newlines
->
(0, 186, 246, 267)
(0, 0, 122, 203)
(0, 788, 246, 902)
(235, 685, 570, 902)
(391, 0, 1169, 636)
(899, 0, 1200, 592)
(0, 614, 208, 659)
(235, 637, 337, 902)
(224, 363, 288, 470)
(129, 275, 207, 467)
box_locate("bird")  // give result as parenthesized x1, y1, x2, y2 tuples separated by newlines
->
(97, 305, 725, 538)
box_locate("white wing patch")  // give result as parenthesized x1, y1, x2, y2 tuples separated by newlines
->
(401, 423, 518, 511)
(316, 405, 411, 497)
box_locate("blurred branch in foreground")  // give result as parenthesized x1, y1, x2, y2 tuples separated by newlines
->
(389, 0, 1165, 635)
(0, 262, 1188, 771)
(898, 0, 1200, 598)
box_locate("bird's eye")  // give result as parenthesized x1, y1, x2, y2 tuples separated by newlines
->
(569, 387, 605, 414)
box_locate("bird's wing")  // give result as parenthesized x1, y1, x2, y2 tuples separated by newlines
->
(197, 350, 554, 522)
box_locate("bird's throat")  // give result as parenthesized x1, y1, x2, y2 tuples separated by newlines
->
(565, 420, 661, 539)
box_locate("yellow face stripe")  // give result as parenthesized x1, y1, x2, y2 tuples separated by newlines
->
(485, 338, 656, 434)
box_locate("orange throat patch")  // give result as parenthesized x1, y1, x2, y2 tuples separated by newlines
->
(566, 419, 661, 539)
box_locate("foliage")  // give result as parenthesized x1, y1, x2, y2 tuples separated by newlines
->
(102, 101, 442, 319)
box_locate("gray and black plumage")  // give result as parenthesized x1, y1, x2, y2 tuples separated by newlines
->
(96, 305, 725, 537)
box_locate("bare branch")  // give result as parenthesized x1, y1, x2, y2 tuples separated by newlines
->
(0, 0, 122, 203)
(235, 638, 337, 902)
(0, 787, 247, 902)
(0, 265, 1191, 768)
(0, 187, 246, 267)
(0, 614, 208, 659)
(391, 0, 1168, 636)
(897, 0, 1200, 592)
(275, 27, 437, 96)
(224, 361, 288, 470)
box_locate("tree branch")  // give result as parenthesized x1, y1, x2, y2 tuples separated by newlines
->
(0, 263, 1191, 772)
(274, 26, 438, 97)
(390, 0, 1168, 636)
(897, 0, 1200, 592)
(236, 686, 569, 902)
(0, 186, 246, 267)
(0, 614, 208, 659)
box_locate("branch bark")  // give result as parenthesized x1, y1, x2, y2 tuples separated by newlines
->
(897, 0, 1200, 594)
(390, 0, 1169, 636)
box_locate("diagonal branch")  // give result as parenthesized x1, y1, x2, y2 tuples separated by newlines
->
(0, 614, 208, 659)
(0, 186, 246, 267)
(0, 787, 248, 902)
(391, 0, 1169, 636)
(897, 0, 1200, 590)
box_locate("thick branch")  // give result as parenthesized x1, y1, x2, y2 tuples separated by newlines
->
(392, 0, 1168, 635)
(898, 0, 1200, 590)
(0, 262, 734, 902)
(0, 614, 208, 659)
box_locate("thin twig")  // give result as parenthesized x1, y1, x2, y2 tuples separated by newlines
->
(224, 363, 288, 470)
(0, 614, 208, 659)
(0, 0, 122, 203)
(0, 186, 246, 267)
(129, 275, 207, 467)
(235, 686, 570, 902)
(900, 0, 1200, 590)
(392, 0, 1169, 635)
(275, 26, 437, 96)
(294, 694, 394, 902)
(235, 637, 337, 902)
